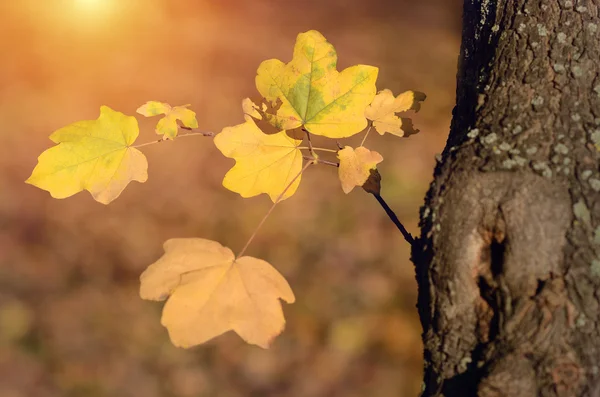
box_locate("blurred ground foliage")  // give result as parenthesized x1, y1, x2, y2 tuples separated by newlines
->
(0, 1, 461, 396)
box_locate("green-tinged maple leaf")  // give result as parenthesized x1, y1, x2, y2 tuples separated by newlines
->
(26, 106, 148, 204)
(365, 89, 426, 137)
(337, 146, 383, 193)
(140, 238, 295, 348)
(137, 101, 198, 139)
(256, 30, 378, 139)
(214, 114, 303, 202)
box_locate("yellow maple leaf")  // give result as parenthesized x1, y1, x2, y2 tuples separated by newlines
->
(337, 146, 383, 194)
(256, 30, 378, 139)
(242, 97, 262, 120)
(26, 106, 148, 204)
(364, 89, 426, 137)
(241, 97, 285, 134)
(214, 116, 303, 202)
(137, 101, 198, 139)
(140, 238, 295, 348)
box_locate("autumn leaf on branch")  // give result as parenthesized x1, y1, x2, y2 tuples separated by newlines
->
(256, 30, 378, 138)
(140, 238, 295, 348)
(214, 113, 303, 202)
(137, 101, 198, 139)
(337, 146, 383, 193)
(24, 27, 426, 351)
(26, 106, 148, 204)
(365, 89, 426, 137)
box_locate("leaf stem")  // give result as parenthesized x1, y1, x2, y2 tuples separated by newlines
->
(132, 139, 163, 148)
(236, 161, 313, 258)
(360, 125, 372, 147)
(303, 129, 317, 159)
(131, 129, 215, 148)
(371, 193, 415, 246)
(302, 155, 338, 167)
(298, 147, 338, 153)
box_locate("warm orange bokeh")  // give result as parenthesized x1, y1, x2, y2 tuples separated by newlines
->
(0, 1, 461, 396)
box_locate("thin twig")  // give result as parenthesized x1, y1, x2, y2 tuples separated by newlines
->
(372, 193, 415, 246)
(178, 131, 215, 138)
(180, 126, 215, 137)
(237, 161, 313, 258)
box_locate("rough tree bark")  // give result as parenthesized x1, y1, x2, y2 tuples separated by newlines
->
(413, 1, 600, 396)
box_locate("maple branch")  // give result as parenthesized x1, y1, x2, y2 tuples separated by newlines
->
(237, 161, 313, 258)
(371, 193, 415, 246)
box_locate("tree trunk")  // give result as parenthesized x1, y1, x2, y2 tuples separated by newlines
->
(413, 1, 600, 396)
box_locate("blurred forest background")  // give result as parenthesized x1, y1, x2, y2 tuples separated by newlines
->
(0, 1, 461, 396)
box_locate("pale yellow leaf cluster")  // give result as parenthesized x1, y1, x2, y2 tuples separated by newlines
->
(365, 89, 426, 137)
(337, 146, 383, 194)
(140, 238, 295, 348)
(214, 116, 303, 202)
(26, 106, 148, 204)
(137, 101, 198, 139)
(256, 30, 378, 138)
